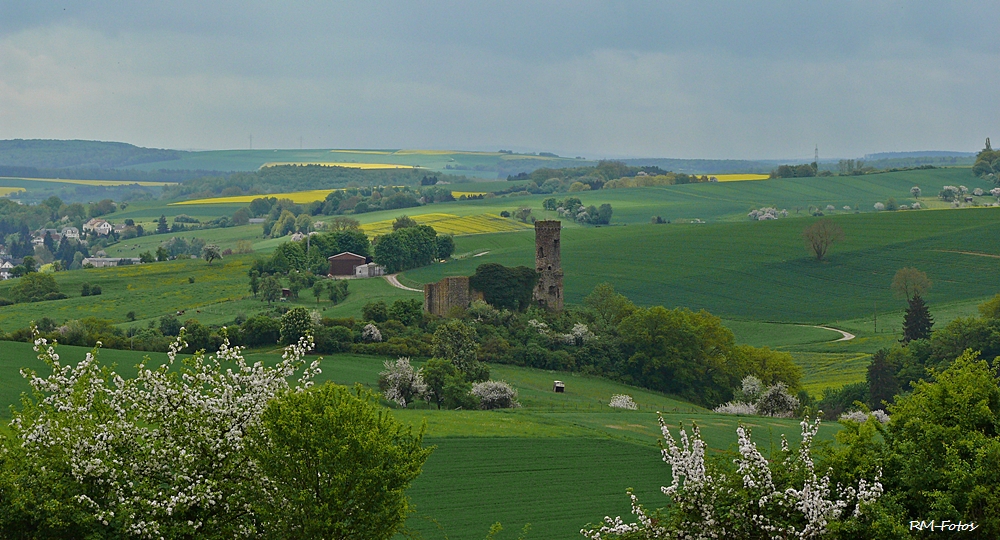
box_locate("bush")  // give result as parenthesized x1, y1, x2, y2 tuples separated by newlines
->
(0, 297, 13, 306)
(241, 315, 282, 348)
(362, 300, 389, 323)
(42, 292, 67, 301)
(9, 273, 60, 303)
(313, 325, 354, 354)
(378, 357, 428, 408)
(91, 285, 102, 295)
(470, 380, 520, 410)
(280, 307, 314, 345)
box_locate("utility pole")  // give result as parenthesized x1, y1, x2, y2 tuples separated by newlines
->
(874, 300, 878, 334)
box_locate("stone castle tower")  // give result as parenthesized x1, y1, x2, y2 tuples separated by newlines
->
(533, 220, 563, 310)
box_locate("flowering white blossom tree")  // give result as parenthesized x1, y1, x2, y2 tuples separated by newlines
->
(609, 394, 638, 410)
(582, 416, 883, 539)
(378, 357, 428, 408)
(470, 380, 520, 409)
(362, 322, 383, 342)
(5, 328, 320, 538)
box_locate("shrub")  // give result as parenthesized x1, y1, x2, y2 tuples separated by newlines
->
(10, 273, 60, 303)
(241, 315, 281, 347)
(91, 285, 102, 295)
(378, 357, 428, 408)
(470, 380, 520, 410)
(42, 292, 67, 301)
(609, 394, 638, 410)
(362, 323, 382, 343)
(0, 297, 13, 306)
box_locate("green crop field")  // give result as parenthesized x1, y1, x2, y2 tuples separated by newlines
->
(0, 339, 841, 539)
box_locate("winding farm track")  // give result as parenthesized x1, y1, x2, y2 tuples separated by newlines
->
(814, 326, 855, 342)
(384, 274, 423, 292)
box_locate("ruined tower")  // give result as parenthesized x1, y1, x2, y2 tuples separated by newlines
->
(533, 220, 563, 310)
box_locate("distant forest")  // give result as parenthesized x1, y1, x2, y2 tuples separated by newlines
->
(0, 139, 185, 169)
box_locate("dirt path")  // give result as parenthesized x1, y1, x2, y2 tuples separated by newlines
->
(384, 274, 423, 292)
(814, 326, 855, 341)
(933, 249, 1000, 259)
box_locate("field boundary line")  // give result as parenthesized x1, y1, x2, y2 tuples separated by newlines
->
(932, 249, 1000, 259)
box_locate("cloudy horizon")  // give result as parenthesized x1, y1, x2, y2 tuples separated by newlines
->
(1, 2, 996, 161)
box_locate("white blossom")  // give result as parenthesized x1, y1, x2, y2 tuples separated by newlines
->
(470, 380, 520, 409)
(609, 394, 638, 410)
(361, 323, 382, 342)
(378, 357, 428, 408)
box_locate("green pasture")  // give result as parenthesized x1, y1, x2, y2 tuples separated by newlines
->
(404, 207, 1000, 327)
(0, 253, 420, 331)
(0, 339, 841, 538)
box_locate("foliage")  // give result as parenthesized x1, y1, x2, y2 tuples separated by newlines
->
(890, 267, 931, 301)
(866, 349, 900, 412)
(280, 307, 314, 344)
(825, 351, 1000, 537)
(432, 319, 480, 375)
(378, 357, 428, 408)
(0, 331, 322, 538)
(802, 219, 844, 261)
(241, 314, 281, 347)
(249, 382, 431, 540)
(362, 323, 383, 343)
(583, 282, 637, 332)
(8, 272, 60, 303)
(373, 225, 438, 273)
(901, 293, 933, 343)
(582, 416, 882, 539)
(362, 300, 389, 323)
(469, 263, 539, 311)
(202, 243, 221, 264)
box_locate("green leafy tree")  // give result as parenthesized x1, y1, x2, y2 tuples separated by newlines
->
(583, 282, 637, 332)
(241, 315, 281, 347)
(261, 275, 282, 306)
(328, 280, 349, 304)
(392, 215, 418, 230)
(21, 256, 36, 273)
(420, 358, 459, 409)
(155, 246, 169, 262)
(202, 244, 221, 265)
(156, 214, 169, 234)
(10, 272, 59, 302)
(432, 319, 479, 375)
(617, 306, 738, 406)
(248, 384, 432, 539)
(388, 299, 423, 326)
(249, 270, 260, 298)
(436, 234, 455, 259)
(901, 293, 933, 343)
(468, 263, 539, 311)
(362, 300, 389, 323)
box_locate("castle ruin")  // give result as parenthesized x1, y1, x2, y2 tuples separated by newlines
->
(424, 276, 483, 316)
(533, 220, 563, 310)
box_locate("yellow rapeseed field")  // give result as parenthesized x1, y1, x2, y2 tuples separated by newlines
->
(451, 191, 489, 197)
(0, 187, 27, 197)
(328, 150, 394, 155)
(362, 213, 531, 237)
(173, 189, 342, 205)
(259, 162, 415, 170)
(0, 177, 177, 187)
(711, 174, 770, 182)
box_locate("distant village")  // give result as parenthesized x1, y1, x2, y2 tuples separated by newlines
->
(0, 217, 141, 279)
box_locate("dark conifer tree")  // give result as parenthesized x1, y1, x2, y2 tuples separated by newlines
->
(867, 348, 899, 411)
(902, 293, 933, 343)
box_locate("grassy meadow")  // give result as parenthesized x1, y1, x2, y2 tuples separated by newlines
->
(0, 340, 839, 539)
(3, 165, 999, 535)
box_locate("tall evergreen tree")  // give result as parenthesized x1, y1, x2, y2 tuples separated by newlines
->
(866, 348, 899, 411)
(902, 293, 933, 343)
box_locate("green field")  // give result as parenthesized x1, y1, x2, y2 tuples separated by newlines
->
(0, 340, 840, 539)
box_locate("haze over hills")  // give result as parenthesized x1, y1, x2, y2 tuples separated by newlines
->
(0, 139, 980, 178)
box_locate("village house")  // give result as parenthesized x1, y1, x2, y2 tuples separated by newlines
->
(0, 259, 14, 280)
(83, 218, 113, 236)
(32, 229, 62, 246)
(61, 226, 80, 240)
(327, 252, 367, 276)
(354, 262, 385, 278)
(82, 257, 142, 268)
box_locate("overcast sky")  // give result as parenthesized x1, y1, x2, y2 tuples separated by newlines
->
(0, 1, 996, 160)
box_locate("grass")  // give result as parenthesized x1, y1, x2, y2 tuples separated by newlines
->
(0, 336, 842, 539)
(403, 207, 1000, 327)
